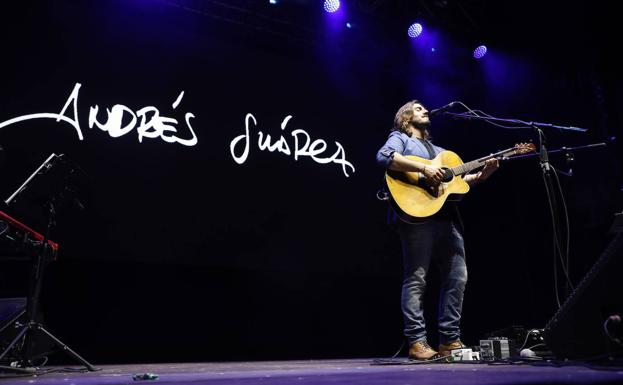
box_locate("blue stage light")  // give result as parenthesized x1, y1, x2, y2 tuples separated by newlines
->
(473, 45, 488, 59)
(346, 22, 352, 28)
(324, 0, 340, 13)
(269, 0, 277, 4)
(407, 23, 423, 38)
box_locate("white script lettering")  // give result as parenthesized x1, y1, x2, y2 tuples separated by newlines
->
(230, 114, 355, 177)
(0, 83, 198, 146)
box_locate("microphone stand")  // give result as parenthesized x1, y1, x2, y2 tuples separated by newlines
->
(442, 112, 588, 133)
(443, 111, 590, 303)
(504, 142, 607, 176)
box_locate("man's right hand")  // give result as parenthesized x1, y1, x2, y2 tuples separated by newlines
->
(423, 165, 445, 186)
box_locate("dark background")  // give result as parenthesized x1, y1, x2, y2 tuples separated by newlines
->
(0, 0, 621, 363)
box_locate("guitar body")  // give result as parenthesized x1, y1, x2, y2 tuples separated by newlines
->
(385, 151, 470, 221)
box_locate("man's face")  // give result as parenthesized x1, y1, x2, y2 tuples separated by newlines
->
(410, 103, 430, 127)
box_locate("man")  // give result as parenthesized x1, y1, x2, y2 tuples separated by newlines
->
(376, 100, 499, 360)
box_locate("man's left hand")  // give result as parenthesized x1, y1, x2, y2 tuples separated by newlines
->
(478, 158, 499, 181)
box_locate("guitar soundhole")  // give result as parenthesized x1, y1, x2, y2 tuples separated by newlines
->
(441, 168, 454, 183)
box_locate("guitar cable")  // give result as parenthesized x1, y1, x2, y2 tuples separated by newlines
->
(550, 163, 574, 293)
(539, 141, 574, 309)
(391, 340, 406, 359)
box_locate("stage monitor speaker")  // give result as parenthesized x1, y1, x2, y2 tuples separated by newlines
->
(544, 232, 623, 359)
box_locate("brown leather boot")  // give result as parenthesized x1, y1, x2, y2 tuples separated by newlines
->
(408, 341, 438, 360)
(438, 340, 466, 357)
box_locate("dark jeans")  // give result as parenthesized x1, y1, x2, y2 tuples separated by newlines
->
(398, 217, 467, 345)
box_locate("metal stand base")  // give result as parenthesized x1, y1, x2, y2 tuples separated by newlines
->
(0, 321, 98, 371)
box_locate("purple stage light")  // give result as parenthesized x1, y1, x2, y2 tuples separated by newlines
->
(473, 45, 488, 59)
(407, 23, 423, 38)
(324, 0, 340, 13)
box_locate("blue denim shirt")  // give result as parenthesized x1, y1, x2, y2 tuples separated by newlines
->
(376, 130, 445, 168)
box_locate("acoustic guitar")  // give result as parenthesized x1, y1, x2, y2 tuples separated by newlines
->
(386, 143, 535, 222)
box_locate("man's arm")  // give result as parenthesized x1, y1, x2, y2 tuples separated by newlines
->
(389, 153, 445, 185)
(388, 152, 426, 172)
(375, 133, 445, 185)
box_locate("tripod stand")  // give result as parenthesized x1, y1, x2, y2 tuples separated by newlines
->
(0, 154, 97, 371)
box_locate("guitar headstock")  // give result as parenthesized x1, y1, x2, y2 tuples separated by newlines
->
(514, 142, 536, 155)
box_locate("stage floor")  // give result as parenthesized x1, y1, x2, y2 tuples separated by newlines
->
(1, 358, 623, 384)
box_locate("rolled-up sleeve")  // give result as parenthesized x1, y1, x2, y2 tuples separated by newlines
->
(376, 131, 405, 169)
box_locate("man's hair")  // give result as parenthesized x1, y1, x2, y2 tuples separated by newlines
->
(392, 99, 431, 139)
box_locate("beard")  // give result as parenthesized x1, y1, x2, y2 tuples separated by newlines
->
(410, 120, 431, 131)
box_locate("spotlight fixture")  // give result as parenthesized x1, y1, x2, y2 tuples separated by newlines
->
(324, 0, 340, 13)
(473, 45, 488, 59)
(407, 23, 423, 38)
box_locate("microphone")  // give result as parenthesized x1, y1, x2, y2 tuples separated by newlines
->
(429, 102, 457, 116)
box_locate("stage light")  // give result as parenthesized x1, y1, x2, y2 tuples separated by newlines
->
(269, 0, 277, 4)
(346, 22, 352, 28)
(473, 45, 488, 59)
(407, 23, 423, 38)
(324, 0, 340, 13)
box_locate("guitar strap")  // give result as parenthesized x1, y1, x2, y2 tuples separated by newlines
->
(417, 138, 436, 160)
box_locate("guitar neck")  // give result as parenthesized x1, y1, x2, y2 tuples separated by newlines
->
(450, 147, 522, 176)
